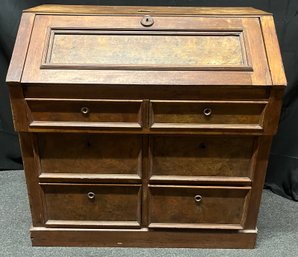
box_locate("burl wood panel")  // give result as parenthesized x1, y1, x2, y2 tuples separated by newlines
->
(150, 101, 266, 127)
(42, 184, 141, 227)
(148, 185, 250, 228)
(49, 33, 244, 66)
(37, 134, 142, 175)
(150, 136, 255, 178)
(27, 99, 142, 125)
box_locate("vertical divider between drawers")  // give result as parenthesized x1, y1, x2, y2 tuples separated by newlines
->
(141, 134, 149, 227)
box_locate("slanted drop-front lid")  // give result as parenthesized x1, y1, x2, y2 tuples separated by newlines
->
(7, 6, 286, 86)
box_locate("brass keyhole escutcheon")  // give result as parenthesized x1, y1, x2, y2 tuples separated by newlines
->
(203, 107, 212, 117)
(194, 195, 202, 203)
(87, 192, 95, 200)
(81, 106, 90, 115)
(141, 15, 154, 27)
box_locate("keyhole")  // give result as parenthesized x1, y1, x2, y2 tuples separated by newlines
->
(199, 143, 206, 149)
(141, 15, 154, 27)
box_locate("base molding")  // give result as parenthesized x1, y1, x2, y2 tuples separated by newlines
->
(30, 227, 257, 248)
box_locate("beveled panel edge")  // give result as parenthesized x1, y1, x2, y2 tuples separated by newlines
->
(41, 63, 253, 71)
(149, 175, 252, 186)
(45, 220, 141, 228)
(25, 98, 143, 102)
(150, 123, 264, 131)
(148, 223, 243, 230)
(26, 127, 265, 135)
(40, 182, 142, 187)
(29, 121, 143, 129)
(150, 100, 269, 104)
(39, 173, 141, 183)
(148, 185, 252, 190)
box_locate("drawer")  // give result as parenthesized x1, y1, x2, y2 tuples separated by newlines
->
(22, 15, 271, 85)
(150, 100, 267, 131)
(150, 136, 256, 184)
(26, 98, 143, 129)
(37, 134, 142, 182)
(42, 184, 141, 228)
(148, 185, 250, 229)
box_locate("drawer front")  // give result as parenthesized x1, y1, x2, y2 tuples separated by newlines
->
(150, 100, 267, 131)
(27, 99, 143, 129)
(24, 85, 270, 101)
(42, 184, 141, 228)
(150, 136, 256, 182)
(148, 185, 250, 229)
(22, 15, 271, 85)
(37, 134, 142, 180)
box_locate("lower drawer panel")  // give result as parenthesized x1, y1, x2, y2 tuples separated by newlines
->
(148, 185, 250, 229)
(37, 133, 142, 178)
(42, 184, 141, 228)
(150, 135, 256, 180)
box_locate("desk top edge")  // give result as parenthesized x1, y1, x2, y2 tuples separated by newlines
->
(24, 5, 271, 16)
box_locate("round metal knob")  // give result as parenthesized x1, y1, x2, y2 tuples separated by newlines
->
(141, 15, 154, 27)
(81, 106, 90, 115)
(194, 195, 202, 203)
(87, 192, 95, 200)
(203, 107, 212, 117)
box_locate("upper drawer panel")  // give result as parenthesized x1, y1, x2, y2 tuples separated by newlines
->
(26, 98, 143, 130)
(150, 100, 267, 131)
(22, 15, 271, 85)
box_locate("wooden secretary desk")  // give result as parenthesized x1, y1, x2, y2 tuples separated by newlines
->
(6, 5, 286, 248)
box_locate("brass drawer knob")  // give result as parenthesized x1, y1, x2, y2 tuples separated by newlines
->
(81, 106, 90, 115)
(194, 195, 202, 203)
(203, 107, 212, 117)
(141, 15, 154, 27)
(87, 192, 95, 200)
